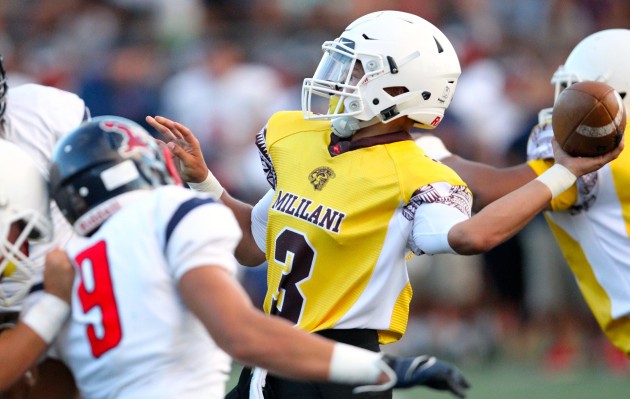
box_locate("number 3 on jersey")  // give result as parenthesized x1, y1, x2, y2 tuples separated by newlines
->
(270, 229, 315, 323)
(75, 240, 122, 358)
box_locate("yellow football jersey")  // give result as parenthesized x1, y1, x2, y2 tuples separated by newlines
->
(257, 111, 470, 344)
(527, 121, 630, 355)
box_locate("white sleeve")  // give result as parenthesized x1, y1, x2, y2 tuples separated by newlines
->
(45, 88, 88, 140)
(14, 84, 87, 141)
(409, 202, 469, 255)
(166, 203, 242, 280)
(251, 189, 274, 253)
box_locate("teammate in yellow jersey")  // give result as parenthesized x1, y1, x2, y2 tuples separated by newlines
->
(416, 29, 630, 359)
(148, 12, 621, 399)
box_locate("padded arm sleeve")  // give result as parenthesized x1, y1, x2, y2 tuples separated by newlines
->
(409, 202, 469, 255)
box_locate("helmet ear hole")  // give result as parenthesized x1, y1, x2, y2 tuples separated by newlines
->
(383, 86, 409, 96)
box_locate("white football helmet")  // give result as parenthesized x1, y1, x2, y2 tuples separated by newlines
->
(551, 29, 630, 111)
(0, 140, 52, 307)
(302, 10, 461, 137)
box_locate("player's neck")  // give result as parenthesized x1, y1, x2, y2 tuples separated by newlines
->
(352, 118, 414, 140)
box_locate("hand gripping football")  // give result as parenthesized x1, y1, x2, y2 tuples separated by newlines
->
(552, 81, 626, 157)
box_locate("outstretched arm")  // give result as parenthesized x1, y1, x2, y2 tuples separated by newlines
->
(180, 265, 470, 397)
(146, 116, 266, 266)
(439, 156, 537, 212)
(446, 138, 623, 254)
(416, 135, 538, 212)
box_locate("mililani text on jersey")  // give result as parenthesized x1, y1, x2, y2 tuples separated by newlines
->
(271, 190, 346, 233)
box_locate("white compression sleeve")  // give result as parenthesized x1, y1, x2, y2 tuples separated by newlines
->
(411, 202, 469, 255)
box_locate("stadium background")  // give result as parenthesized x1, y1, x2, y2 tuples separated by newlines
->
(2, 0, 629, 397)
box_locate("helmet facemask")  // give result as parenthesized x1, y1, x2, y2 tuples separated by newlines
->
(0, 202, 52, 307)
(303, 39, 386, 121)
(551, 66, 610, 105)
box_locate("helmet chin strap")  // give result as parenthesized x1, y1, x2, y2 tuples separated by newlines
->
(331, 116, 380, 138)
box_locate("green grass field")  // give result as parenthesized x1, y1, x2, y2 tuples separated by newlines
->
(228, 361, 630, 399)
(393, 362, 629, 399)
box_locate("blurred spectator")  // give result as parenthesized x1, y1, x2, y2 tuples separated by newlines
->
(78, 39, 163, 131)
(159, 36, 284, 201)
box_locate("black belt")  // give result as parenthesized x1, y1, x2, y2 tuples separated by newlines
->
(315, 329, 381, 352)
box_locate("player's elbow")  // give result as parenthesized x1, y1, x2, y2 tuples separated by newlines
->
(234, 239, 266, 267)
(219, 334, 248, 360)
(235, 249, 266, 267)
(218, 328, 263, 364)
(225, 342, 257, 364)
(449, 226, 500, 255)
(471, 195, 490, 214)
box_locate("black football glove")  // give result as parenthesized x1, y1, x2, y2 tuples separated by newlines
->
(385, 354, 471, 398)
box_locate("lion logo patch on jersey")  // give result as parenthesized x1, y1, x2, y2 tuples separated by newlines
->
(309, 167, 336, 190)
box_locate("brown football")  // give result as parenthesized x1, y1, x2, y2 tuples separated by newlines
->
(552, 81, 625, 157)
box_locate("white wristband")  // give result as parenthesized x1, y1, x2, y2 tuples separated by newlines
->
(186, 170, 224, 199)
(21, 293, 70, 344)
(535, 163, 577, 199)
(415, 135, 452, 161)
(328, 343, 383, 385)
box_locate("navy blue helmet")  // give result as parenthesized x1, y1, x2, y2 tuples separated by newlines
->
(50, 116, 180, 236)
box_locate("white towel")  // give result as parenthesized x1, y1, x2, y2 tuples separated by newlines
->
(249, 367, 268, 399)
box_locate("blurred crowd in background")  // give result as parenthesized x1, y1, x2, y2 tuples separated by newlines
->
(3, 0, 630, 375)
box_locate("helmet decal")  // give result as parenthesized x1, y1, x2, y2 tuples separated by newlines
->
(100, 120, 154, 159)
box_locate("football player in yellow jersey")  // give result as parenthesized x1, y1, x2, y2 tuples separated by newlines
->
(148, 12, 621, 399)
(416, 29, 630, 359)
